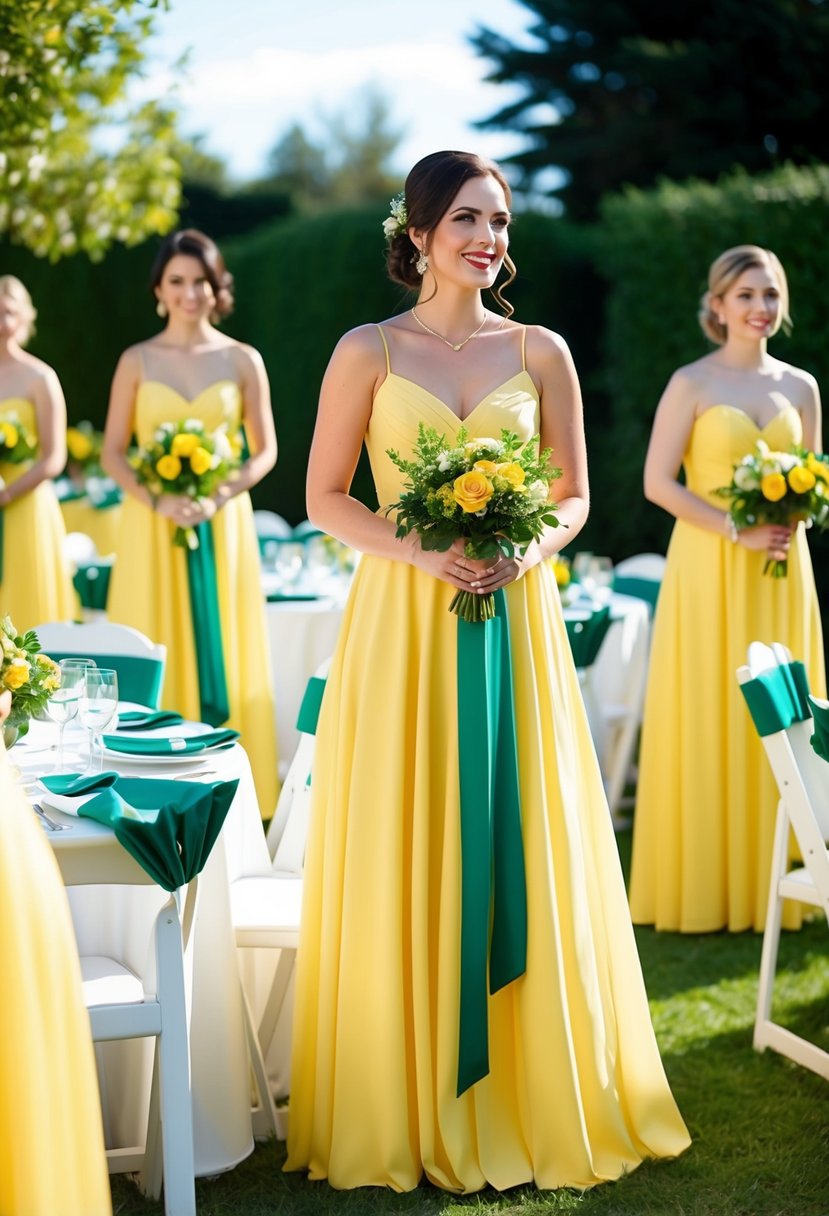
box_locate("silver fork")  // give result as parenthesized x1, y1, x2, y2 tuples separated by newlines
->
(32, 803, 69, 831)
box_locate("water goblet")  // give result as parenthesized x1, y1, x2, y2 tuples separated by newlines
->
(79, 668, 119, 772)
(45, 664, 85, 773)
(59, 658, 97, 766)
(589, 556, 614, 603)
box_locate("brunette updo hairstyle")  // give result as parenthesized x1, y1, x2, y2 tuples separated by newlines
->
(699, 244, 790, 345)
(386, 150, 517, 316)
(150, 228, 235, 323)
(0, 275, 37, 346)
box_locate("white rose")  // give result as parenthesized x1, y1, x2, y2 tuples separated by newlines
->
(437, 451, 452, 472)
(734, 464, 760, 490)
(382, 216, 399, 238)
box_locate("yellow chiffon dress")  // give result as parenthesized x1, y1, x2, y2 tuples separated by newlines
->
(285, 329, 690, 1193)
(630, 405, 826, 933)
(0, 398, 74, 627)
(106, 379, 278, 815)
(0, 743, 111, 1215)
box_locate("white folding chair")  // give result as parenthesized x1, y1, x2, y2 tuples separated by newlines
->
(737, 641, 829, 1080)
(51, 833, 197, 1215)
(253, 510, 293, 541)
(34, 621, 167, 708)
(231, 659, 329, 1139)
(612, 551, 666, 618)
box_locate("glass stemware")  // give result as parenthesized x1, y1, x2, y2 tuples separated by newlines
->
(45, 663, 85, 773)
(58, 658, 97, 768)
(78, 668, 119, 772)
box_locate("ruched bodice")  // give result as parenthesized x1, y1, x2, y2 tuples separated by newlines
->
(685, 403, 803, 507)
(134, 380, 243, 446)
(366, 370, 540, 507)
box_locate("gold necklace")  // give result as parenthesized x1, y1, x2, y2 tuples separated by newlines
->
(411, 307, 487, 352)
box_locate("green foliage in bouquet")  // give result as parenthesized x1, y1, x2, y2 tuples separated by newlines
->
(0, 617, 60, 738)
(132, 419, 242, 550)
(715, 442, 829, 577)
(386, 425, 562, 621)
(0, 414, 38, 465)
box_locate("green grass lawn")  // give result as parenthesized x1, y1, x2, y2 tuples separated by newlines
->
(113, 831, 829, 1216)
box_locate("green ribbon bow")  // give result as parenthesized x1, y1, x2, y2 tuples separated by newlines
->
(455, 588, 527, 1096)
(186, 521, 231, 727)
(739, 661, 812, 737)
(43, 773, 238, 891)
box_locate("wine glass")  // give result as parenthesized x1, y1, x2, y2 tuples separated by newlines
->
(78, 668, 119, 772)
(273, 541, 305, 591)
(45, 663, 85, 773)
(58, 658, 97, 768)
(589, 556, 614, 603)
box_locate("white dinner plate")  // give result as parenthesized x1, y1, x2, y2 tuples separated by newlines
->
(98, 719, 230, 766)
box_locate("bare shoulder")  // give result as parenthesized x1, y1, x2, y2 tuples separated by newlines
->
(226, 340, 266, 375)
(13, 349, 60, 393)
(658, 356, 713, 407)
(329, 322, 389, 376)
(773, 357, 820, 403)
(522, 323, 573, 369)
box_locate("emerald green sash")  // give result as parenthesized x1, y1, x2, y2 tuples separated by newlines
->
(186, 521, 230, 727)
(807, 696, 829, 764)
(296, 675, 326, 735)
(565, 604, 613, 668)
(612, 575, 661, 614)
(456, 588, 527, 1096)
(48, 651, 164, 708)
(739, 661, 812, 736)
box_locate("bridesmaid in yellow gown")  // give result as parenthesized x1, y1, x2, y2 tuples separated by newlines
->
(285, 151, 689, 1193)
(0, 276, 74, 625)
(0, 691, 111, 1215)
(102, 229, 279, 815)
(630, 246, 825, 933)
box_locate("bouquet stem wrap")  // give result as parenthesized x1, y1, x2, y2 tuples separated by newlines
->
(186, 521, 230, 727)
(456, 588, 527, 1094)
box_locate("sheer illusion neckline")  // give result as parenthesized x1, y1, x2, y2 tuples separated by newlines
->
(696, 402, 799, 432)
(377, 369, 537, 424)
(137, 379, 240, 406)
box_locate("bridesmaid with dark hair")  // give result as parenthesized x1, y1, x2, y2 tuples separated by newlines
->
(285, 150, 689, 1193)
(102, 228, 279, 813)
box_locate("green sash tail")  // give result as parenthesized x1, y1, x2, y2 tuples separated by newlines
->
(186, 521, 230, 727)
(456, 588, 527, 1096)
(739, 661, 812, 736)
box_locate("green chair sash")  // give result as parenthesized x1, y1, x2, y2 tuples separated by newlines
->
(48, 651, 164, 709)
(612, 574, 661, 614)
(186, 521, 230, 727)
(739, 661, 812, 736)
(807, 696, 829, 764)
(456, 588, 527, 1096)
(72, 562, 112, 611)
(296, 676, 327, 735)
(565, 604, 613, 668)
(43, 773, 239, 891)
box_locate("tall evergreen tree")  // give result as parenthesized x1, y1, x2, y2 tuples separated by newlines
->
(472, 0, 829, 218)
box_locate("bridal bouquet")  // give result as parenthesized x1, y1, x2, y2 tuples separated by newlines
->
(132, 419, 242, 550)
(386, 425, 562, 621)
(0, 617, 60, 739)
(715, 441, 829, 577)
(66, 420, 104, 473)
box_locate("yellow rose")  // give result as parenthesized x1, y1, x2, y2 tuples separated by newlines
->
(171, 432, 200, 458)
(189, 446, 213, 476)
(787, 465, 816, 494)
(806, 454, 829, 484)
(66, 428, 93, 461)
(0, 422, 19, 448)
(3, 659, 30, 690)
(473, 460, 500, 475)
(553, 559, 571, 587)
(496, 461, 526, 487)
(760, 472, 787, 502)
(156, 454, 182, 480)
(453, 470, 494, 513)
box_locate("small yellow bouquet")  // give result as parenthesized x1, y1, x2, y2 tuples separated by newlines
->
(386, 425, 563, 621)
(132, 419, 241, 550)
(66, 420, 104, 473)
(0, 412, 37, 470)
(0, 617, 60, 739)
(715, 441, 829, 577)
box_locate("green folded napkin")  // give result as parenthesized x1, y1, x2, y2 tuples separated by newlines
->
(565, 605, 613, 668)
(41, 771, 120, 796)
(52, 775, 239, 891)
(808, 695, 829, 764)
(117, 710, 186, 731)
(100, 728, 239, 756)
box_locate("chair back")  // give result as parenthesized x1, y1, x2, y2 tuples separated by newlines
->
(34, 621, 167, 708)
(64, 530, 98, 564)
(612, 552, 666, 615)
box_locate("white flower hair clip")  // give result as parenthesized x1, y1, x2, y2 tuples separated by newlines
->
(382, 192, 408, 242)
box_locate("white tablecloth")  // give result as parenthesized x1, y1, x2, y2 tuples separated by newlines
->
(13, 713, 272, 1177)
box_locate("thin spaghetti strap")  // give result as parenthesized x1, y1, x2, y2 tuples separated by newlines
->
(376, 325, 391, 374)
(520, 325, 527, 372)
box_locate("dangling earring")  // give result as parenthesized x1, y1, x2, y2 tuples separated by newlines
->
(415, 249, 429, 276)
(156, 300, 167, 318)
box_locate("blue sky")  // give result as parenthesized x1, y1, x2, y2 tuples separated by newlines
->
(145, 0, 535, 182)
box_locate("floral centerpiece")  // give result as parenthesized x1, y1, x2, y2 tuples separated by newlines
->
(715, 441, 829, 577)
(386, 424, 563, 621)
(132, 419, 242, 549)
(0, 617, 60, 742)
